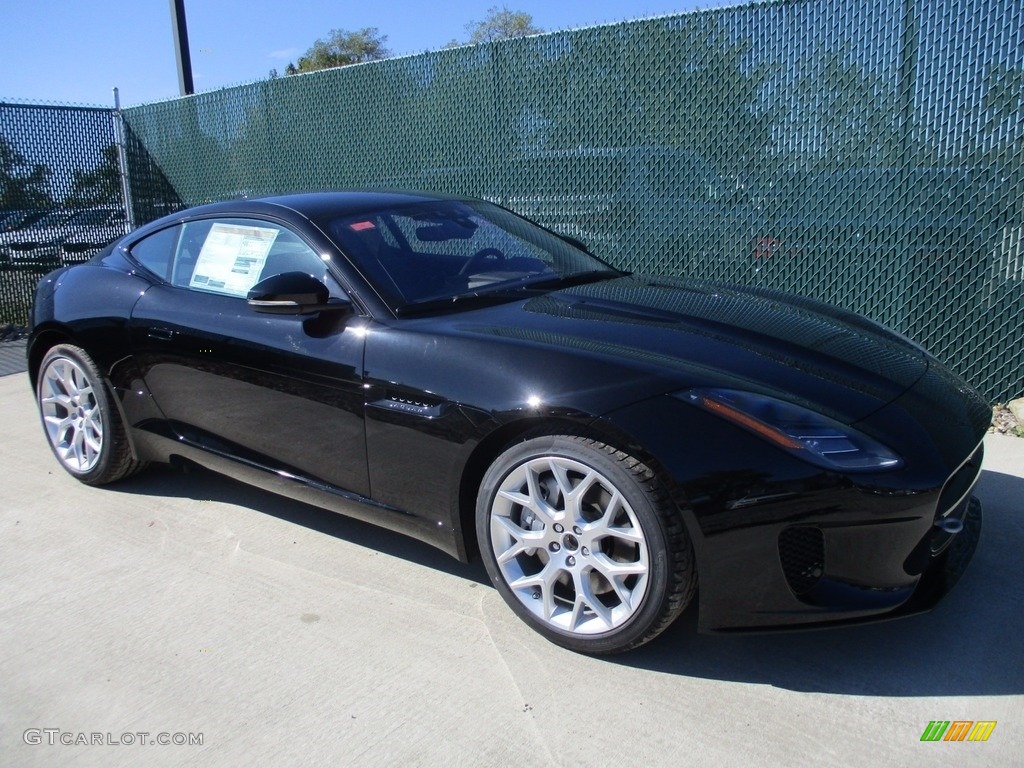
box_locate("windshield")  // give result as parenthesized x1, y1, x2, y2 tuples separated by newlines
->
(70, 209, 121, 226)
(326, 199, 618, 312)
(31, 212, 73, 229)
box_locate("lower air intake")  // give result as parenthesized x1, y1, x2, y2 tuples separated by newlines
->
(779, 526, 825, 596)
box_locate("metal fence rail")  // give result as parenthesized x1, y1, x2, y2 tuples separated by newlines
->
(2, 0, 1022, 401)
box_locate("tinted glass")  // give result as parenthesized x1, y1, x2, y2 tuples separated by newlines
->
(169, 218, 345, 299)
(130, 225, 180, 281)
(31, 212, 73, 229)
(70, 209, 123, 226)
(327, 199, 613, 309)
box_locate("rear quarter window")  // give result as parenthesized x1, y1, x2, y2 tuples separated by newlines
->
(129, 225, 181, 282)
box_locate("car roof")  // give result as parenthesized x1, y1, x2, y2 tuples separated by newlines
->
(261, 190, 459, 219)
(126, 190, 473, 245)
(137, 190, 463, 235)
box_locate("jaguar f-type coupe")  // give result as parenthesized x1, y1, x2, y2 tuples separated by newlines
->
(27, 191, 989, 653)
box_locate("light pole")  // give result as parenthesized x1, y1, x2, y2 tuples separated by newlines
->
(169, 0, 194, 96)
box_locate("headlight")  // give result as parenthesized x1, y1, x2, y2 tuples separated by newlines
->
(681, 388, 902, 472)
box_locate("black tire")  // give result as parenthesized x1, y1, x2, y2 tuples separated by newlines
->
(476, 434, 696, 654)
(36, 343, 146, 485)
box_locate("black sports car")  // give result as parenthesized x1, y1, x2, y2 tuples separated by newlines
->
(27, 191, 989, 653)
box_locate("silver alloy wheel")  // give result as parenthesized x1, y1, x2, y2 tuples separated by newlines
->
(38, 355, 104, 473)
(488, 455, 651, 635)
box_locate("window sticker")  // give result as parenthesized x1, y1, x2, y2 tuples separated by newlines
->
(189, 223, 279, 297)
(349, 220, 376, 231)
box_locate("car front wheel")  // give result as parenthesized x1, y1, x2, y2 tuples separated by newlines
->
(477, 434, 696, 654)
(36, 344, 146, 485)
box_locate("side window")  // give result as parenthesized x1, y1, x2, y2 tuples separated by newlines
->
(129, 225, 181, 281)
(169, 218, 345, 299)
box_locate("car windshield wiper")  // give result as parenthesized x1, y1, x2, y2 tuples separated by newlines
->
(394, 289, 528, 317)
(394, 270, 625, 317)
(518, 269, 625, 291)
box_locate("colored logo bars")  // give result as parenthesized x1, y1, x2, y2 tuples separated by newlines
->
(920, 721, 997, 742)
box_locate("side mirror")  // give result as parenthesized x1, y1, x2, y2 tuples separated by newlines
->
(247, 271, 350, 315)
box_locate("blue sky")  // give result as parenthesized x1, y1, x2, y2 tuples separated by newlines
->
(0, 0, 731, 107)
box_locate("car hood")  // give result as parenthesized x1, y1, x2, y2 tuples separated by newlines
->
(64, 222, 129, 239)
(4, 225, 68, 246)
(460, 275, 931, 424)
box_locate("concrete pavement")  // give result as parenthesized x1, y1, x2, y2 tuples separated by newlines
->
(1, 371, 1021, 767)
(0, 339, 27, 377)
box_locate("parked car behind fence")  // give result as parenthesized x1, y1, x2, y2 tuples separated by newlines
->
(1, 208, 129, 268)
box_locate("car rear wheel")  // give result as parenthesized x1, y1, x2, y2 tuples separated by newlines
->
(36, 344, 146, 485)
(477, 434, 696, 654)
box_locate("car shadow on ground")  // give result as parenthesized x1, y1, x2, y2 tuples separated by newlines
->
(110, 463, 1022, 697)
(109, 462, 491, 586)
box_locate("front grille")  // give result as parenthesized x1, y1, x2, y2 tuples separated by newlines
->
(903, 442, 984, 574)
(779, 526, 825, 596)
(935, 442, 983, 523)
(927, 442, 983, 557)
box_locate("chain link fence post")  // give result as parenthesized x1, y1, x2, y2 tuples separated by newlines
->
(112, 88, 135, 232)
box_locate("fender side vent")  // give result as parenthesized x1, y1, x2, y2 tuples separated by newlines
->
(369, 392, 449, 419)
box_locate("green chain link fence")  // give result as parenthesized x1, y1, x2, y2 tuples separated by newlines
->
(0, 102, 120, 329)
(0, 101, 180, 331)
(2, 0, 1022, 401)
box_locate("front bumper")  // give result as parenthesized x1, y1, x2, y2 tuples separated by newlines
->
(693, 440, 984, 633)
(601, 390, 988, 634)
(707, 495, 981, 633)
(7, 243, 61, 266)
(881, 495, 982, 623)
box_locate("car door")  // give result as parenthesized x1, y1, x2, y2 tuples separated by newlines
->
(127, 216, 370, 497)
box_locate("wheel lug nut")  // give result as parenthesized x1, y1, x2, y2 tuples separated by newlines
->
(581, 546, 590, 556)
(566, 556, 576, 566)
(554, 524, 563, 533)
(532, 589, 541, 600)
(573, 526, 582, 535)
(549, 542, 560, 552)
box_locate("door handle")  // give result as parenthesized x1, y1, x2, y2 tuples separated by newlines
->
(147, 327, 176, 341)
